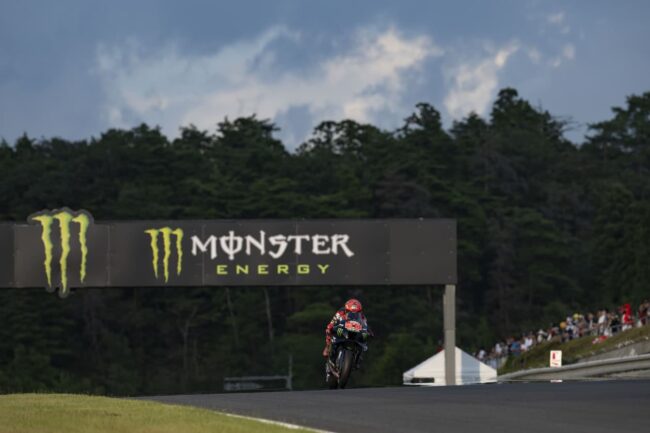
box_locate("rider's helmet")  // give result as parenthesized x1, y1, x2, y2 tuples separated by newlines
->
(344, 298, 362, 313)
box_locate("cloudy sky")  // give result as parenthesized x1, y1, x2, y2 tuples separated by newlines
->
(1, 0, 649, 148)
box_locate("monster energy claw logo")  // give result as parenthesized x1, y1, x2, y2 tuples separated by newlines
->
(29, 208, 91, 296)
(145, 227, 184, 283)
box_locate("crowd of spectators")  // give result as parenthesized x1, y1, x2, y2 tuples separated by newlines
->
(477, 300, 650, 370)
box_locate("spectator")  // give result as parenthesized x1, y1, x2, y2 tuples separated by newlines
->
(549, 325, 561, 342)
(494, 341, 504, 357)
(575, 314, 588, 337)
(608, 311, 620, 335)
(510, 339, 521, 357)
(522, 333, 534, 352)
(620, 303, 634, 331)
(479, 300, 647, 365)
(559, 321, 570, 342)
(639, 300, 648, 326)
(586, 313, 597, 336)
(597, 309, 608, 336)
(536, 328, 548, 343)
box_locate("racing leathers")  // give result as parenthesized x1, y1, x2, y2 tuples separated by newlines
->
(322, 308, 371, 358)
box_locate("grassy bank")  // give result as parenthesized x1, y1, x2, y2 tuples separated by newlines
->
(498, 325, 650, 375)
(0, 393, 313, 433)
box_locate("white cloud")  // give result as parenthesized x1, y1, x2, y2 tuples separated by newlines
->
(546, 11, 570, 34)
(549, 43, 576, 68)
(547, 12, 565, 25)
(562, 43, 575, 60)
(443, 42, 519, 119)
(95, 26, 442, 145)
(526, 47, 542, 64)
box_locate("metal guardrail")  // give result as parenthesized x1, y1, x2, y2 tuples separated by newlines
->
(223, 375, 292, 391)
(223, 355, 293, 391)
(498, 353, 650, 381)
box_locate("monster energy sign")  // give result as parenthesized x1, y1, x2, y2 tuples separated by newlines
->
(0, 209, 456, 296)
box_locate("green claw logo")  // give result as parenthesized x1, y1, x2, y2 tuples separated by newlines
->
(145, 227, 184, 283)
(29, 208, 91, 296)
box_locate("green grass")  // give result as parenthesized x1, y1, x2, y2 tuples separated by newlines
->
(498, 325, 650, 375)
(0, 393, 315, 433)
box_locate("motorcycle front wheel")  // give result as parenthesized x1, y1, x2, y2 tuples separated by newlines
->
(338, 349, 354, 389)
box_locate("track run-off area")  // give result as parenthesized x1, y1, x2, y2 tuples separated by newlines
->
(146, 380, 650, 433)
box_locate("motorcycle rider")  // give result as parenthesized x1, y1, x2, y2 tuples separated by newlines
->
(322, 298, 372, 359)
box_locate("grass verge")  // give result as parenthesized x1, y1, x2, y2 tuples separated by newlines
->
(498, 325, 650, 375)
(0, 393, 315, 433)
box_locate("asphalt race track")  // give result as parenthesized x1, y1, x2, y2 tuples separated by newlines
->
(147, 380, 650, 433)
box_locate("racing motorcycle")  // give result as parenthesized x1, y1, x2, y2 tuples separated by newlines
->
(325, 311, 370, 389)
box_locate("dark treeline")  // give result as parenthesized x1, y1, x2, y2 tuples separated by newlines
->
(1, 88, 649, 394)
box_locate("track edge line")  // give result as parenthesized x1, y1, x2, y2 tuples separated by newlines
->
(223, 411, 336, 433)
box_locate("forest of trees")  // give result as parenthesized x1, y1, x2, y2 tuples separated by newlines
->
(0, 88, 649, 394)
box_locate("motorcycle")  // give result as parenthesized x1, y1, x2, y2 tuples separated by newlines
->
(325, 312, 370, 389)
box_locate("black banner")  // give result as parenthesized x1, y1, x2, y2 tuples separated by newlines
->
(1, 209, 456, 295)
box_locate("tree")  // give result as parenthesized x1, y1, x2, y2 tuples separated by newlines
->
(1, 88, 649, 393)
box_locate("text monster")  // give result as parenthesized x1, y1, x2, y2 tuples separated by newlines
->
(191, 231, 355, 260)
